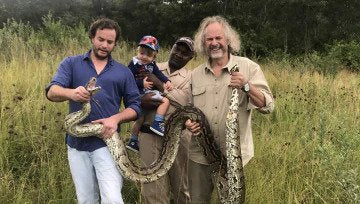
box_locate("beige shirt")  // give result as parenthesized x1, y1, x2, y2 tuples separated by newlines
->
(143, 61, 192, 124)
(189, 54, 274, 166)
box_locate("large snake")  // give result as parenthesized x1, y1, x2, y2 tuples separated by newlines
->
(64, 77, 185, 183)
(64, 71, 245, 202)
(187, 65, 245, 203)
(223, 65, 245, 203)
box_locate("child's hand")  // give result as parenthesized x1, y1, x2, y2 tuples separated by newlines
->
(164, 81, 173, 91)
(143, 76, 153, 89)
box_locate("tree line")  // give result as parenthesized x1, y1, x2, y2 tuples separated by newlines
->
(1, 0, 360, 58)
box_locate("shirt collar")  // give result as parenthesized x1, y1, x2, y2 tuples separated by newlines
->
(160, 61, 188, 78)
(83, 49, 114, 66)
(204, 54, 235, 73)
(132, 56, 155, 66)
(82, 50, 91, 61)
(132, 56, 141, 65)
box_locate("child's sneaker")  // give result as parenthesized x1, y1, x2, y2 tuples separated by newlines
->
(150, 121, 165, 137)
(126, 138, 139, 153)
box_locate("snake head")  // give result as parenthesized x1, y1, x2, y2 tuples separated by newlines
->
(230, 65, 239, 74)
(85, 77, 101, 96)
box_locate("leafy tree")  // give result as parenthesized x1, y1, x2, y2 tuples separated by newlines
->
(1, 0, 359, 57)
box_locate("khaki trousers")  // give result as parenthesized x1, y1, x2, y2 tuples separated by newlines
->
(139, 130, 191, 204)
(188, 160, 215, 204)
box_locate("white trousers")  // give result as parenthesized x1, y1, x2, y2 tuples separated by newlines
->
(67, 146, 124, 204)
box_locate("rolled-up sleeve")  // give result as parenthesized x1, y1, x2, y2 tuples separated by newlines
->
(247, 63, 274, 114)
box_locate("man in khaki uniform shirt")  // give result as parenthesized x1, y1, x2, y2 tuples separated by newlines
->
(186, 16, 275, 203)
(139, 37, 195, 204)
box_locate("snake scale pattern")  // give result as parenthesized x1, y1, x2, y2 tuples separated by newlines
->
(64, 72, 245, 203)
(64, 77, 183, 183)
(188, 65, 245, 203)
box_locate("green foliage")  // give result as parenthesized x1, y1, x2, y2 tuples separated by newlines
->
(247, 68, 360, 203)
(1, 0, 360, 58)
(37, 13, 89, 48)
(0, 19, 34, 61)
(264, 40, 360, 75)
(0, 14, 359, 204)
(325, 41, 360, 72)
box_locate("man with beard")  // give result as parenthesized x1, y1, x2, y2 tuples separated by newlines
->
(139, 37, 195, 204)
(45, 18, 140, 204)
(185, 16, 274, 203)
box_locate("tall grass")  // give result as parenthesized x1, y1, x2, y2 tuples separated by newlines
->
(0, 18, 359, 203)
(247, 65, 360, 203)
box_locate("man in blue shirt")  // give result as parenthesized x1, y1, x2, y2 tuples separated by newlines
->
(46, 18, 141, 204)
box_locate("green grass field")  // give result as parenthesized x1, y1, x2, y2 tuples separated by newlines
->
(0, 33, 359, 203)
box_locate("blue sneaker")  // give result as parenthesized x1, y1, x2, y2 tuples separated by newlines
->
(126, 138, 139, 153)
(150, 121, 165, 137)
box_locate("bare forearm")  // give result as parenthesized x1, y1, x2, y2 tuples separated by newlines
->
(111, 108, 138, 124)
(47, 85, 73, 102)
(247, 84, 266, 108)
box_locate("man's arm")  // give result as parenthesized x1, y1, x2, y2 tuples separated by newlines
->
(152, 63, 170, 84)
(246, 83, 266, 108)
(164, 74, 191, 106)
(139, 73, 165, 110)
(230, 64, 274, 114)
(47, 84, 90, 103)
(92, 107, 137, 138)
(141, 92, 162, 110)
(146, 73, 164, 92)
(246, 64, 274, 113)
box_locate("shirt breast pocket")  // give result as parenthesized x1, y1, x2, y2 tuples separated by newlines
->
(192, 86, 206, 107)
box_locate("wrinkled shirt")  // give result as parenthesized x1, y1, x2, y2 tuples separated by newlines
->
(46, 50, 141, 151)
(189, 54, 274, 165)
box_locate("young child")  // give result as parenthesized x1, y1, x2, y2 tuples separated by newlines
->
(127, 35, 173, 153)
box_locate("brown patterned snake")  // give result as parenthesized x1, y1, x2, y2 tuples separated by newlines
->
(64, 77, 183, 183)
(184, 65, 245, 203)
(64, 73, 245, 202)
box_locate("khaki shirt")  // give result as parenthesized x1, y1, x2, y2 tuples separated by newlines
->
(143, 61, 192, 124)
(189, 54, 274, 165)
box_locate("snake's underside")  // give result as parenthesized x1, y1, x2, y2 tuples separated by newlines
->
(64, 75, 245, 203)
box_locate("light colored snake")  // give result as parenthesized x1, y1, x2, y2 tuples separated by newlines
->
(64, 72, 245, 202)
(188, 65, 245, 203)
(64, 77, 184, 183)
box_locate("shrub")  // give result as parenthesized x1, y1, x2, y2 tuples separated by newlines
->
(325, 40, 360, 73)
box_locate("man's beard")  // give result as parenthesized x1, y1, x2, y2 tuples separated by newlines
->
(93, 46, 110, 60)
(207, 45, 227, 59)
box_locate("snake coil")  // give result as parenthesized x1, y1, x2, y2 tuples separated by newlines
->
(64, 74, 245, 203)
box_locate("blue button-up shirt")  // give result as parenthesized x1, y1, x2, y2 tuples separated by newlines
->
(46, 50, 141, 151)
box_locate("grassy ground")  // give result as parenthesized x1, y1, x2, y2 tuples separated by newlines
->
(0, 36, 359, 203)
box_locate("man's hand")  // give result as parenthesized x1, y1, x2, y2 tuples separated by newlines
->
(185, 119, 201, 136)
(91, 116, 119, 139)
(141, 92, 162, 110)
(71, 86, 91, 102)
(143, 76, 154, 89)
(164, 81, 174, 91)
(229, 71, 248, 89)
(146, 74, 164, 92)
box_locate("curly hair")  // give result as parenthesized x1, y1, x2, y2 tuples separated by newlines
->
(194, 16, 241, 56)
(88, 18, 121, 42)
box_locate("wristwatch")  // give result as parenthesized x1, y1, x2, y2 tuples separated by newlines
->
(242, 82, 250, 93)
